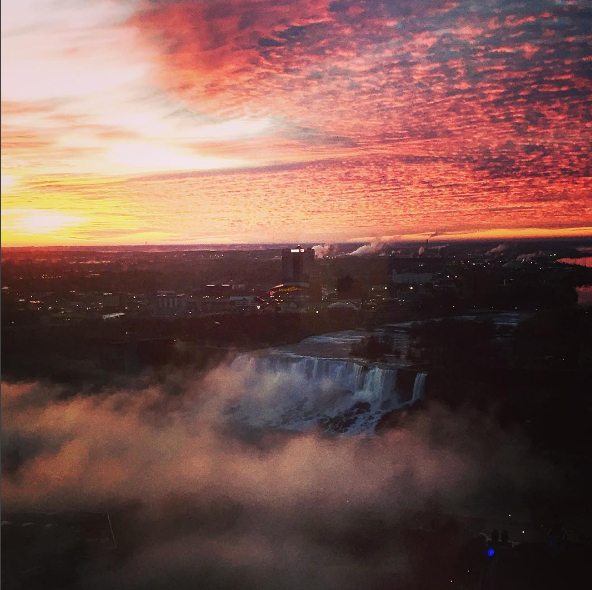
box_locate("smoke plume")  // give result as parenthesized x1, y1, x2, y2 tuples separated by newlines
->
(348, 241, 386, 256)
(486, 243, 509, 256)
(312, 243, 337, 258)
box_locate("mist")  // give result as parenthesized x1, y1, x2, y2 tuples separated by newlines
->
(2, 358, 557, 589)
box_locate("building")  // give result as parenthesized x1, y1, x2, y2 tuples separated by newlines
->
(154, 291, 187, 317)
(204, 283, 233, 297)
(200, 295, 264, 313)
(389, 257, 445, 286)
(281, 246, 315, 283)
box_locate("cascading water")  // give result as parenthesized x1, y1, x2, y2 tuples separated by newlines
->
(411, 372, 427, 404)
(229, 351, 427, 435)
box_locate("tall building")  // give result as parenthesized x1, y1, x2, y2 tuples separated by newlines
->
(281, 246, 315, 283)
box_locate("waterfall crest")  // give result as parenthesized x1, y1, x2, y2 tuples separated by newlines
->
(230, 352, 427, 434)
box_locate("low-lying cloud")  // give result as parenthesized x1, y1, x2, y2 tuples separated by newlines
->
(2, 358, 556, 589)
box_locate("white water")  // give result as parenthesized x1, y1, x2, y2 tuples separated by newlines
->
(411, 371, 427, 404)
(229, 352, 427, 435)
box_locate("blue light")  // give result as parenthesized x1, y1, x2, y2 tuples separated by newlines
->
(487, 548, 495, 558)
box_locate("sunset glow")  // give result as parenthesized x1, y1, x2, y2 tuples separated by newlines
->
(1, 0, 591, 245)
(2, 209, 87, 243)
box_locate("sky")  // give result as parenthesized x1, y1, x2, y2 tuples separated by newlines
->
(1, 0, 591, 246)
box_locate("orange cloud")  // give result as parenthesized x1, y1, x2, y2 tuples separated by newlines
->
(2, 0, 591, 244)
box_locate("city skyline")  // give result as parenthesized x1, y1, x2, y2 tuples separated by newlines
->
(2, 0, 591, 245)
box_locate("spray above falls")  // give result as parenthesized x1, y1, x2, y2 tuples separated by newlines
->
(229, 351, 427, 435)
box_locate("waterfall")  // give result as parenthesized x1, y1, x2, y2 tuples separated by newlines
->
(411, 372, 427, 404)
(229, 351, 427, 434)
(238, 354, 397, 403)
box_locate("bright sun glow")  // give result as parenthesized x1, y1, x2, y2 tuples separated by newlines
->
(1, 0, 591, 245)
(1, 175, 17, 190)
(3, 209, 86, 236)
